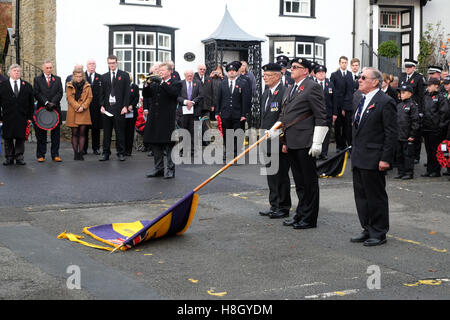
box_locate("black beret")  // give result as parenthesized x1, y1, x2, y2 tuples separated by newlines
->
(314, 64, 327, 73)
(399, 84, 413, 93)
(443, 76, 450, 85)
(290, 57, 312, 71)
(276, 55, 289, 67)
(426, 77, 441, 85)
(262, 63, 282, 72)
(226, 61, 242, 72)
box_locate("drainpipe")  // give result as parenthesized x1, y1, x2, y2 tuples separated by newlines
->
(15, 0, 20, 64)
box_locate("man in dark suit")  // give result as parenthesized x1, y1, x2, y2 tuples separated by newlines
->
(99, 55, 131, 161)
(259, 63, 291, 219)
(350, 67, 397, 247)
(194, 64, 214, 146)
(215, 61, 251, 160)
(314, 64, 337, 160)
(0, 64, 34, 165)
(330, 56, 354, 151)
(398, 58, 426, 163)
(83, 59, 102, 155)
(271, 58, 328, 229)
(177, 69, 204, 155)
(124, 73, 140, 156)
(350, 58, 361, 93)
(143, 62, 182, 179)
(33, 60, 64, 162)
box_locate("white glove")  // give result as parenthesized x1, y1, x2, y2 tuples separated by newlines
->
(308, 126, 329, 157)
(265, 121, 282, 139)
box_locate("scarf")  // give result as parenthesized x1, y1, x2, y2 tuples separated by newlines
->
(73, 80, 85, 101)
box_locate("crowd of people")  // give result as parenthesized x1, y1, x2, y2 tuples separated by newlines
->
(1, 53, 450, 246)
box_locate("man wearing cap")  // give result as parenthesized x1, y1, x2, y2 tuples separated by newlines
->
(259, 62, 291, 219)
(269, 57, 328, 229)
(421, 77, 449, 178)
(394, 85, 420, 180)
(276, 55, 294, 87)
(0, 64, 34, 166)
(399, 58, 426, 163)
(215, 61, 251, 160)
(314, 64, 337, 160)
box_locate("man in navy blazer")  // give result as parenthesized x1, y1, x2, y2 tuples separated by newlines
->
(215, 61, 251, 160)
(330, 56, 354, 151)
(350, 67, 397, 247)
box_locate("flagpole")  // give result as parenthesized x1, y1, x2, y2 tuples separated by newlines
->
(193, 123, 282, 193)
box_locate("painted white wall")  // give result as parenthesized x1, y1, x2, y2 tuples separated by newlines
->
(423, 0, 450, 63)
(55, 0, 354, 82)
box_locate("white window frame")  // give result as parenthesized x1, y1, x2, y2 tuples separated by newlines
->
(274, 41, 295, 59)
(158, 50, 172, 63)
(114, 49, 134, 75)
(136, 32, 156, 48)
(114, 31, 133, 47)
(283, 0, 311, 17)
(380, 11, 401, 30)
(315, 43, 324, 59)
(123, 0, 157, 5)
(158, 33, 171, 50)
(296, 42, 313, 58)
(136, 49, 156, 75)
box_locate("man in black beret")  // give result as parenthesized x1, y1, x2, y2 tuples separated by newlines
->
(276, 55, 294, 87)
(259, 62, 291, 219)
(268, 57, 328, 229)
(215, 61, 251, 161)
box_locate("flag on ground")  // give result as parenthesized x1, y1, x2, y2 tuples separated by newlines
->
(317, 146, 351, 178)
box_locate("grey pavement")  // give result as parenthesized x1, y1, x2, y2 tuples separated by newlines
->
(0, 139, 449, 300)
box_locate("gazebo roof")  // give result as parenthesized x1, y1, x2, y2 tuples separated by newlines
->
(202, 6, 264, 43)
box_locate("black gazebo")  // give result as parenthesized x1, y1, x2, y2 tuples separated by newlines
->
(202, 6, 265, 128)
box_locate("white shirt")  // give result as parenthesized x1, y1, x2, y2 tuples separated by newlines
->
(357, 88, 380, 122)
(184, 80, 195, 105)
(9, 78, 20, 92)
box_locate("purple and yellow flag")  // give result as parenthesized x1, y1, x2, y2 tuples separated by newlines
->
(58, 191, 198, 251)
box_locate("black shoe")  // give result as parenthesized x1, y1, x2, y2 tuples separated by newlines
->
(15, 159, 26, 165)
(146, 170, 164, 178)
(99, 154, 109, 161)
(118, 154, 125, 161)
(82, 150, 87, 155)
(283, 218, 298, 226)
(442, 171, 450, 176)
(148, 151, 153, 157)
(402, 174, 413, 180)
(259, 209, 275, 216)
(363, 238, 387, 247)
(429, 172, 440, 177)
(93, 149, 101, 155)
(3, 159, 14, 166)
(163, 170, 175, 179)
(79, 152, 84, 161)
(124, 152, 132, 157)
(420, 172, 430, 177)
(414, 159, 419, 164)
(74, 153, 79, 160)
(292, 221, 316, 229)
(350, 232, 370, 243)
(394, 174, 404, 179)
(269, 210, 289, 219)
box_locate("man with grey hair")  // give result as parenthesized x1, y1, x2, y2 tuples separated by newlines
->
(0, 64, 34, 165)
(350, 67, 397, 247)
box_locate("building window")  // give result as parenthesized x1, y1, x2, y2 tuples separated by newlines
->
(120, 0, 161, 6)
(296, 42, 313, 57)
(269, 35, 327, 66)
(109, 25, 176, 82)
(380, 11, 401, 29)
(281, 0, 314, 17)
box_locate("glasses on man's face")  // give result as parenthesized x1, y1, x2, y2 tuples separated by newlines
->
(360, 75, 373, 81)
(291, 65, 305, 70)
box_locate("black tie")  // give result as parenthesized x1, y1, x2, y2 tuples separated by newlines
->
(265, 91, 272, 112)
(354, 96, 366, 129)
(229, 81, 233, 94)
(111, 71, 116, 97)
(14, 80, 19, 97)
(290, 84, 298, 98)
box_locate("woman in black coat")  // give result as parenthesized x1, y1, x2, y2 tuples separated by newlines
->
(382, 73, 400, 103)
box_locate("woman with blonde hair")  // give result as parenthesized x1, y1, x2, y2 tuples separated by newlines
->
(66, 67, 93, 160)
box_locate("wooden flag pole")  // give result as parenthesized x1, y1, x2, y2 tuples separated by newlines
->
(193, 122, 282, 193)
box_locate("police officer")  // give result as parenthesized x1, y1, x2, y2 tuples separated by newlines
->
(259, 62, 291, 219)
(276, 55, 294, 87)
(215, 61, 251, 160)
(399, 59, 426, 163)
(421, 78, 449, 178)
(314, 64, 337, 160)
(394, 85, 420, 180)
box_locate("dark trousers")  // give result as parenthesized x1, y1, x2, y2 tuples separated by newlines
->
(287, 148, 319, 226)
(35, 124, 60, 158)
(151, 143, 174, 173)
(83, 126, 101, 153)
(102, 112, 126, 156)
(334, 111, 352, 150)
(397, 141, 415, 176)
(414, 130, 422, 161)
(125, 116, 137, 155)
(180, 114, 195, 152)
(266, 149, 291, 212)
(320, 119, 333, 157)
(423, 131, 442, 175)
(3, 138, 25, 161)
(222, 118, 242, 157)
(352, 167, 389, 240)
